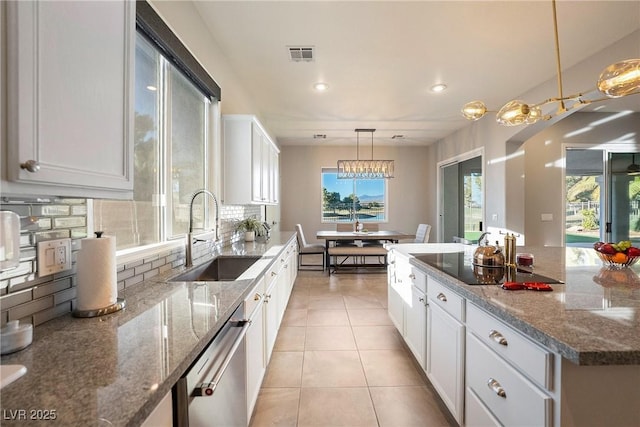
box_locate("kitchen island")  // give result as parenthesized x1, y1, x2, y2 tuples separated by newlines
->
(0, 232, 297, 426)
(386, 243, 640, 427)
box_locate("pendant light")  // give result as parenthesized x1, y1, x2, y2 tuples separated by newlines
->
(627, 154, 640, 176)
(337, 129, 394, 179)
(461, 0, 640, 126)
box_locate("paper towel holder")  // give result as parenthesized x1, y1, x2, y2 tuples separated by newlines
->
(72, 231, 126, 318)
(73, 298, 126, 318)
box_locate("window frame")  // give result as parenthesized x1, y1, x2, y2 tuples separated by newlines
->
(320, 167, 389, 224)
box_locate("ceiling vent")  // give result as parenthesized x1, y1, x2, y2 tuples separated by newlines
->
(288, 46, 314, 62)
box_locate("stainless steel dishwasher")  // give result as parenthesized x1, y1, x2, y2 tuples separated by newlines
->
(174, 304, 249, 426)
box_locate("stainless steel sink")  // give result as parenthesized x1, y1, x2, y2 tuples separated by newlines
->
(169, 255, 262, 282)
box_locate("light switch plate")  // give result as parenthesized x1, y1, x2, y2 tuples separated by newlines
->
(37, 238, 72, 276)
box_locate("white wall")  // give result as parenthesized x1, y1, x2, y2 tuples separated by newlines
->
(280, 145, 436, 241)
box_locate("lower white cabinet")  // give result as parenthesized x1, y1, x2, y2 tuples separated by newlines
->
(426, 300, 465, 424)
(141, 389, 173, 427)
(405, 285, 427, 367)
(245, 278, 266, 421)
(466, 332, 553, 427)
(263, 267, 279, 365)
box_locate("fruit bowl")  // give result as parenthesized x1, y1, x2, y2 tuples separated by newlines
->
(594, 251, 640, 269)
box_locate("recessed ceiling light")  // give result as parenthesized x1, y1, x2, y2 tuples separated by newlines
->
(146, 85, 157, 91)
(313, 82, 329, 92)
(430, 83, 447, 93)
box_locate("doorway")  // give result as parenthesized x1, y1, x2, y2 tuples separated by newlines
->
(564, 148, 640, 246)
(439, 151, 484, 243)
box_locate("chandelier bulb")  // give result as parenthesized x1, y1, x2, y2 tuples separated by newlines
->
(597, 58, 640, 98)
(461, 101, 488, 121)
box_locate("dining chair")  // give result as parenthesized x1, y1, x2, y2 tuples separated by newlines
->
(335, 223, 357, 247)
(415, 224, 431, 243)
(295, 224, 325, 270)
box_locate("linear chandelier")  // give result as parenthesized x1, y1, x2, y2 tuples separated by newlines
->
(337, 129, 394, 179)
(461, 0, 640, 127)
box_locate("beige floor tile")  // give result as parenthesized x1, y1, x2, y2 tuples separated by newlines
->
(352, 325, 404, 350)
(263, 351, 304, 388)
(281, 309, 308, 326)
(306, 309, 350, 326)
(307, 295, 345, 309)
(301, 350, 367, 387)
(308, 286, 344, 298)
(298, 387, 378, 427)
(370, 386, 456, 427)
(287, 293, 309, 309)
(305, 326, 356, 350)
(249, 387, 300, 427)
(274, 326, 306, 352)
(360, 349, 425, 386)
(347, 308, 393, 326)
(343, 294, 384, 309)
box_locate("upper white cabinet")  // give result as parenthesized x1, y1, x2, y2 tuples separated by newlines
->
(223, 115, 280, 205)
(4, 0, 134, 199)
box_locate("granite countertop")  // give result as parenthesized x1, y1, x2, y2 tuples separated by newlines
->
(388, 243, 640, 366)
(0, 232, 296, 426)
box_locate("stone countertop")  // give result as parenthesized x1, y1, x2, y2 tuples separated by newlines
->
(388, 243, 640, 366)
(0, 232, 296, 426)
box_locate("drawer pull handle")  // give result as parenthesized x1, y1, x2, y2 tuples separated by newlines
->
(489, 330, 508, 346)
(437, 292, 447, 302)
(254, 293, 261, 301)
(409, 273, 416, 280)
(271, 271, 277, 277)
(487, 378, 507, 398)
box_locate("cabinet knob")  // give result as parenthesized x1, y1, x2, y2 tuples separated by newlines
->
(489, 329, 508, 346)
(254, 293, 261, 301)
(436, 292, 447, 302)
(487, 378, 507, 398)
(20, 160, 40, 173)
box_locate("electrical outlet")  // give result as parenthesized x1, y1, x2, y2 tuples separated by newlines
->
(37, 238, 72, 276)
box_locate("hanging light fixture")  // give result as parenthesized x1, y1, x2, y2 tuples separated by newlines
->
(461, 0, 640, 126)
(337, 129, 394, 179)
(627, 154, 640, 176)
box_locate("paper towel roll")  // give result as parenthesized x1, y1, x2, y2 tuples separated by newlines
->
(76, 235, 117, 311)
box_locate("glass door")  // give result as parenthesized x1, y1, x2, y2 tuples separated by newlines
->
(608, 152, 640, 246)
(564, 149, 640, 246)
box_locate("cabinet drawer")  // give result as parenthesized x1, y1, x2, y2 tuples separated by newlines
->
(410, 267, 427, 293)
(466, 333, 553, 427)
(467, 303, 553, 390)
(465, 387, 500, 427)
(245, 276, 265, 317)
(427, 276, 464, 322)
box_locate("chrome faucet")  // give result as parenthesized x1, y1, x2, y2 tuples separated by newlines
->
(185, 189, 220, 268)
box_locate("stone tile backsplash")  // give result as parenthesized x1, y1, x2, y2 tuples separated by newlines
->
(0, 198, 262, 329)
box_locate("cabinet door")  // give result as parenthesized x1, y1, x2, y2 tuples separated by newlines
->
(246, 303, 265, 420)
(426, 301, 465, 424)
(270, 148, 279, 203)
(263, 276, 279, 364)
(6, 1, 134, 195)
(405, 286, 427, 368)
(251, 123, 264, 202)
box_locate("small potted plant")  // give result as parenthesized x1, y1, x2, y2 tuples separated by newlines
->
(235, 216, 265, 242)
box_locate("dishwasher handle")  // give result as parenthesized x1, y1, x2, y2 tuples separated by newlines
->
(193, 318, 251, 397)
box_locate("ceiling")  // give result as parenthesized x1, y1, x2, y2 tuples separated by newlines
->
(193, 1, 640, 146)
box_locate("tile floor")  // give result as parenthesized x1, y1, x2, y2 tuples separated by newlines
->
(249, 260, 457, 427)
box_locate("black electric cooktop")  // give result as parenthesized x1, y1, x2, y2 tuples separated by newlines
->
(412, 252, 562, 285)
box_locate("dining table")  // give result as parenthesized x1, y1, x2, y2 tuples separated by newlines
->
(316, 230, 415, 270)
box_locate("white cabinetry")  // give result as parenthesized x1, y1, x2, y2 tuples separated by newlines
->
(465, 302, 553, 427)
(141, 389, 173, 427)
(223, 115, 279, 205)
(245, 277, 266, 421)
(4, 0, 134, 199)
(426, 276, 465, 424)
(387, 250, 428, 366)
